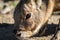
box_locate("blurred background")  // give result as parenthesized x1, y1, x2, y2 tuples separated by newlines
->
(0, 0, 19, 24)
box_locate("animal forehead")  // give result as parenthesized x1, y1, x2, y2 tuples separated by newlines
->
(23, 4, 36, 12)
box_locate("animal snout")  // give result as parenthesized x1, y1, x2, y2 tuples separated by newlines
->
(17, 33, 21, 37)
(19, 25, 25, 31)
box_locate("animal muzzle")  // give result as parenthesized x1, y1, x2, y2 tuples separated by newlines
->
(16, 31, 33, 37)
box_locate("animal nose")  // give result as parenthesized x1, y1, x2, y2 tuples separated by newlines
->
(26, 13, 31, 20)
(17, 33, 21, 37)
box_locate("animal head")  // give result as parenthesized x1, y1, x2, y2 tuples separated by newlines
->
(14, 0, 54, 37)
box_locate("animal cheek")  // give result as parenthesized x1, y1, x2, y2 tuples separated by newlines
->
(19, 25, 25, 31)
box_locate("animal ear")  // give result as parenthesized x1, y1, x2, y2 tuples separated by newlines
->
(35, 0, 42, 7)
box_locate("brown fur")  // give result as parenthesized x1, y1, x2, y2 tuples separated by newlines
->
(54, 0, 60, 11)
(14, 0, 55, 37)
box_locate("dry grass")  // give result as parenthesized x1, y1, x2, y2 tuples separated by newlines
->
(0, 11, 14, 24)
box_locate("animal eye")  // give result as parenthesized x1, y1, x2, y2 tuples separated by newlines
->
(26, 13, 31, 20)
(3, 5, 6, 9)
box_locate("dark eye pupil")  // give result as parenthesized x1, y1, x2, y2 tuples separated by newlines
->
(26, 13, 31, 19)
(3, 5, 6, 9)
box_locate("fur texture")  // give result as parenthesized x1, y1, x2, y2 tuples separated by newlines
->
(14, 0, 55, 37)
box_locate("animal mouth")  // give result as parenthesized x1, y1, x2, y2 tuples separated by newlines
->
(16, 31, 33, 37)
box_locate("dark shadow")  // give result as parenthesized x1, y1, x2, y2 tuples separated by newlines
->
(52, 13, 60, 15)
(0, 23, 18, 40)
(43, 23, 58, 36)
(0, 23, 59, 40)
